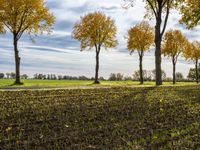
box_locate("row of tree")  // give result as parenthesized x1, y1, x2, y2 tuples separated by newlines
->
(0, 0, 200, 85)
(127, 21, 200, 84)
(73, 0, 200, 85)
(33, 74, 105, 80)
(0, 72, 28, 79)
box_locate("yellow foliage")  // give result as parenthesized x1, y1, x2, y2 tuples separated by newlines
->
(72, 11, 117, 51)
(0, 22, 4, 33)
(183, 41, 200, 61)
(180, 0, 200, 29)
(162, 29, 188, 59)
(127, 21, 154, 54)
(0, 0, 55, 39)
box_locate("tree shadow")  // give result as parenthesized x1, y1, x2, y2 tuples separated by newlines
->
(0, 86, 199, 149)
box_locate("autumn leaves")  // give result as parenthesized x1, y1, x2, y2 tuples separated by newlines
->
(73, 11, 199, 85)
(127, 24, 200, 85)
(72, 12, 118, 84)
(127, 22, 154, 84)
(0, 0, 55, 84)
(73, 1, 200, 85)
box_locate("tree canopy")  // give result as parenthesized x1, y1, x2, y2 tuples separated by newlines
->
(72, 11, 117, 51)
(162, 29, 190, 84)
(0, 23, 3, 33)
(72, 11, 117, 84)
(184, 41, 200, 61)
(127, 21, 154, 84)
(162, 29, 188, 60)
(183, 41, 200, 83)
(180, 0, 200, 29)
(0, 0, 55, 40)
(128, 21, 154, 53)
(124, 0, 182, 85)
(0, 0, 55, 84)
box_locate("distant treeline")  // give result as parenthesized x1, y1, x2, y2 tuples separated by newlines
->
(1, 65, 199, 82)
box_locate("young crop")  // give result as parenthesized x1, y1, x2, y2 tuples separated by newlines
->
(0, 86, 199, 149)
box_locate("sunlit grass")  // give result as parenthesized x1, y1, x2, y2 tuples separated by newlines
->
(0, 79, 197, 88)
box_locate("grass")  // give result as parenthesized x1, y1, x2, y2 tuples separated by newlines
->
(0, 85, 199, 149)
(0, 79, 197, 88)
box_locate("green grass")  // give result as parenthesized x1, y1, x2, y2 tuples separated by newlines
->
(0, 79, 197, 88)
(0, 85, 199, 149)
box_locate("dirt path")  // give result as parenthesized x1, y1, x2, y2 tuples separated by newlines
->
(0, 85, 115, 91)
(1, 84, 191, 91)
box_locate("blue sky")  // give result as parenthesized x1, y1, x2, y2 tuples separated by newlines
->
(0, 0, 200, 78)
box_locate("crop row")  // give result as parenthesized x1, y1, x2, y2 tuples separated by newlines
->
(0, 85, 199, 149)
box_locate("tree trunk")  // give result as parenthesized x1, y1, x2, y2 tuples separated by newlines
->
(155, 8, 162, 86)
(13, 34, 21, 84)
(172, 58, 176, 85)
(94, 47, 100, 84)
(195, 59, 199, 84)
(139, 54, 144, 84)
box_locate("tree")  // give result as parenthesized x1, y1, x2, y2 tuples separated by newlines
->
(21, 74, 28, 79)
(78, 76, 89, 80)
(108, 73, 123, 81)
(124, 76, 132, 81)
(10, 72, 16, 79)
(180, 0, 200, 29)
(99, 77, 105, 81)
(175, 72, 184, 81)
(187, 64, 200, 81)
(124, 0, 181, 85)
(116, 73, 124, 81)
(58, 75, 63, 80)
(183, 41, 200, 83)
(133, 70, 153, 81)
(72, 12, 117, 84)
(109, 73, 117, 81)
(0, 73, 4, 79)
(152, 69, 166, 81)
(127, 21, 154, 84)
(162, 29, 188, 84)
(6, 73, 10, 79)
(132, 70, 140, 81)
(0, 0, 55, 84)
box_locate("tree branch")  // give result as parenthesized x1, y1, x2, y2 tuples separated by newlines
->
(146, 0, 158, 19)
(16, 5, 30, 34)
(17, 26, 29, 40)
(161, 0, 171, 36)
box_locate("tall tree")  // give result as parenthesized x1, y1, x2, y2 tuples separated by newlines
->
(180, 0, 200, 29)
(72, 12, 118, 84)
(127, 21, 154, 84)
(124, 0, 180, 85)
(187, 64, 200, 81)
(0, 0, 55, 84)
(183, 41, 200, 83)
(162, 29, 188, 84)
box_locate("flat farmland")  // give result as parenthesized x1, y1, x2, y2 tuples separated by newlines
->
(0, 79, 197, 88)
(0, 85, 199, 149)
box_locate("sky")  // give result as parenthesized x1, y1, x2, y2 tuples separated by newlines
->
(0, 0, 200, 78)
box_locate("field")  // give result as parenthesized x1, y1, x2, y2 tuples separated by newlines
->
(0, 79, 197, 88)
(0, 85, 199, 149)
